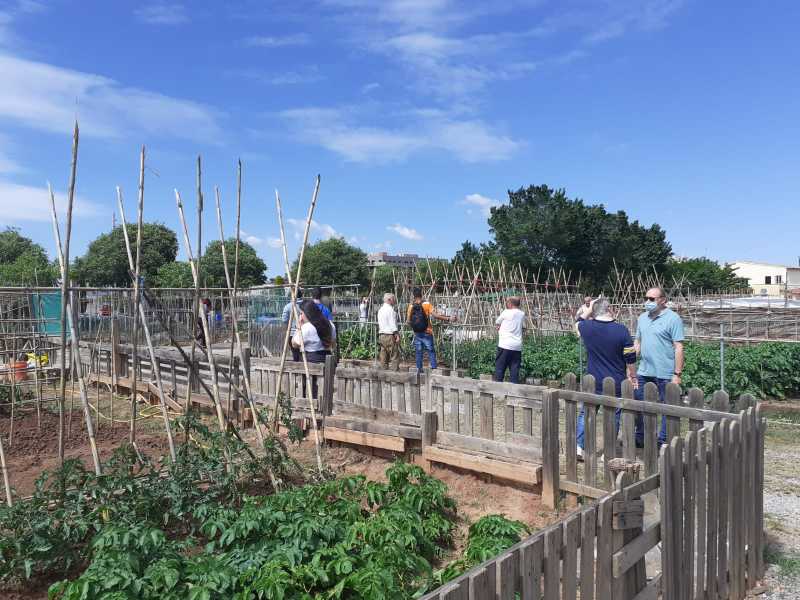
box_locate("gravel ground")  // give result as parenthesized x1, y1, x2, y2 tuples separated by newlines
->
(760, 412, 800, 598)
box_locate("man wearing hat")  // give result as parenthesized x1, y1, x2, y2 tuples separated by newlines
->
(574, 297, 638, 459)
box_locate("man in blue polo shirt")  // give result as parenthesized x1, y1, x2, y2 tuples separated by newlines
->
(575, 297, 637, 459)
(634, 287, 685, 445)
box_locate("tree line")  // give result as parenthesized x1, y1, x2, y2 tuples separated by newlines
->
(0, 184, 747, 291)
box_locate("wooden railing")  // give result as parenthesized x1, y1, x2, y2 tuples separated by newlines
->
(421, 407, 765, 600)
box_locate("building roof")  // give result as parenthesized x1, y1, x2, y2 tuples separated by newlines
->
(731, 260, 788, 268)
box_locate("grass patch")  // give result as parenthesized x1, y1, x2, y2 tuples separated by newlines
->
(765, 546, 800, 576)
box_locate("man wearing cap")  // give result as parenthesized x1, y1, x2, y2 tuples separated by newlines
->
(575, 297, 637, 459)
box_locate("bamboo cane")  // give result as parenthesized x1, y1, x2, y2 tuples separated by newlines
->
(56, 122, 78, 463)
(117, 188, 177, 463)
(0, 429, 10, 507)
(274, 186, 324, 476)
(184, 157, 203, 419)
(271, 176, 321, 424)
(129, 147, 145, 446)
(49, 185, 102, 475)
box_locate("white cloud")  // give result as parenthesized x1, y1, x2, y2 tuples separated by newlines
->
(0, 53, 223, 142)
(387, 223, 423, 241)
(266, 237, 284, 249)
(240, 230, 264, 247)
(134, 2, 188, 26)
(361, 82, 380, 94)
(0, 180, 99, 225)
(286, 218, 341, 241)
(234, 67, 323, 86)
(279, 106, 520, 163)
(243, 33, 310, 47)
(461, 193, 501, 217)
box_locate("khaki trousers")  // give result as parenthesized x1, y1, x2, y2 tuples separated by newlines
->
(378, 333, 401, 371)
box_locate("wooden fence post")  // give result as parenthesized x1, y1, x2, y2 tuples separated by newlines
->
(321, 354, 337, 417)
(422, 410, 438, 473)
(541, 388, 560, 510)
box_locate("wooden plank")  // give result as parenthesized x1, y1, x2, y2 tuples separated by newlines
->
(631, 574, 661, 600)
(744, 409, 757, 589)
(423, 446, 541, 485)
(717, 422, 730, 600)
(324, 426, 405, 452)
(659, 439, 675, 600)
(565, 397, 577, 485)
(506, 431, 539, 449)
(621, 379, 636, 462)
(521, 535, 543, 600)
(613, 522, 661, 578)
(559, 480, 608, 499)
(612, 499, 645, 530)
(583, 375, 597, 488)
(643, 383, 659, 476)
(332, 401, 423, 426)
(711, 390, 729, 412)
(602, 377, 617, 489)
(428, 373, 547, 399)
(729, 421, 744, 600)
(498, 552, 516, 600)
(563, 514, 580, 600)
(540, 389, 560, 510)
(422, 411, 438, 447)
(409, 377, 422, 414)
(503, 393, 514, 439)
(756, 406, 766, 580)
(665, 382, 682, 443)
(688, 387, 705, 432)
(706, 423, 720, 600)
(580, 506, 596, 600)
(504, 396, 542, 410)
(684, 430, 697, 600)
(324, 416, 421, 440)
(392, 381, 403, 414)
(398, 381, 407, 413)
(464, 390, 474, 437)
(469, 567, 490, 600)
(695, 428, 707, 600)
(435, 430, 542, 462)
(558, 389, 739, 422)
(480, 391, 494, 439)
(449, 387, 460, 433)
(596, 493, 617, 600)
(670, 437, 685, 600)
(335, 365, 417, 384)
(543, 526, 562, 600)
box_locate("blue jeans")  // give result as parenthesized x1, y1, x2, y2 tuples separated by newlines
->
(634, 375, 669, 445)
(494, 348, 521, 384)
(576, 380, 622, 450)
(413, 333, 437, 371)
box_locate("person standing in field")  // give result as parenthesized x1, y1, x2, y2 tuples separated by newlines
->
(634, 287, 685, 445)
(282, 288, 304, 361)
(575, 296, 593, 322)
(377, 293, 400, 371)
(575, 297, 638, 459)
(494, 296, 525, 384)
(312, 287, 333, 320)
(407, 287, 454, 372)
(359, 296, 369, 324)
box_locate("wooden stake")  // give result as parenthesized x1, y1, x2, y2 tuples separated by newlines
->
(117, 187, 177, 463)
(56, 122, 79, 463)
(129, 146, 145, 446)
(274, 183, 324, 476)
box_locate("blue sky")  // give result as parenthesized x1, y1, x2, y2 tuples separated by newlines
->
(1, 0, 798, 276)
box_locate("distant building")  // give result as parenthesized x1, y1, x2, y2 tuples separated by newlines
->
(367, 252, 422, 268)
(731, 261, 789, 296)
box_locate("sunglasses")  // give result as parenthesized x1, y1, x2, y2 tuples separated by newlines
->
(645, 296, 662, 301)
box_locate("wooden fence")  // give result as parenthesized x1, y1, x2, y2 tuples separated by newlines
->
(421, 406, 765, 600)
(555, 373, 754, 500)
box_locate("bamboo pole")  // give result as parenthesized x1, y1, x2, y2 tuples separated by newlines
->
(117, 187, 177, 463)
(185, 157, 203, 418)
(271, 176, 321, 424)
(174, 190, 228, 437)
(274, 185, 324, 476)
(0, 428, 10, 506)
(129, 147, 145, 446)
(56, 122, 79, 463)
(49, 183, 102, 475)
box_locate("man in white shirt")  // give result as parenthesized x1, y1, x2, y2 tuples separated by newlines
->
(495, 296, 525, 383)
(377, 292, 400, 371)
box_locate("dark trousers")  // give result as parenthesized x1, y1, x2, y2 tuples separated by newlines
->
(494, 347, 521, 384)
(633, 375, 670, 444)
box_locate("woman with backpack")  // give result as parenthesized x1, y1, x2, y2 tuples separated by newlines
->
(406, 287, 455, 373)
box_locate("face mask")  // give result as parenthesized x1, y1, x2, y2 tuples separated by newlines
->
(644, 301, 658, 312)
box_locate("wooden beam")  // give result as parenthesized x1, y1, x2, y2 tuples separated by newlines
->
(423, 445, 541, 485)
(324, 426, 406, 452)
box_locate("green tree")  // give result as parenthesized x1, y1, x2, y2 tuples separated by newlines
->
(488, 185, 672, 288)
(665, 257, 749, 292)
(154, 261, 193, 288)
(202, 239, 267, 288)
(452, 240, 498, 266)
(0, 227, 58, 285)
(293, 238, 369, 289)
(273, 275, 285, 285)
(73, 223, 178, 286)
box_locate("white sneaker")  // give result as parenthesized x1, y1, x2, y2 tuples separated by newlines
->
(576, 446, 584, 461)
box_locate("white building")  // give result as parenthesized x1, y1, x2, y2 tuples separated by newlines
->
(731, 261, 788, 296)
(367, 252, 422, 268)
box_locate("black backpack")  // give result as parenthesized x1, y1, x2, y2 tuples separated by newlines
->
(409, 303, 429, 333)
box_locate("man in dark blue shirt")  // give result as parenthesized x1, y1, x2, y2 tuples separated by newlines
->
(575, 297, 638, 458)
